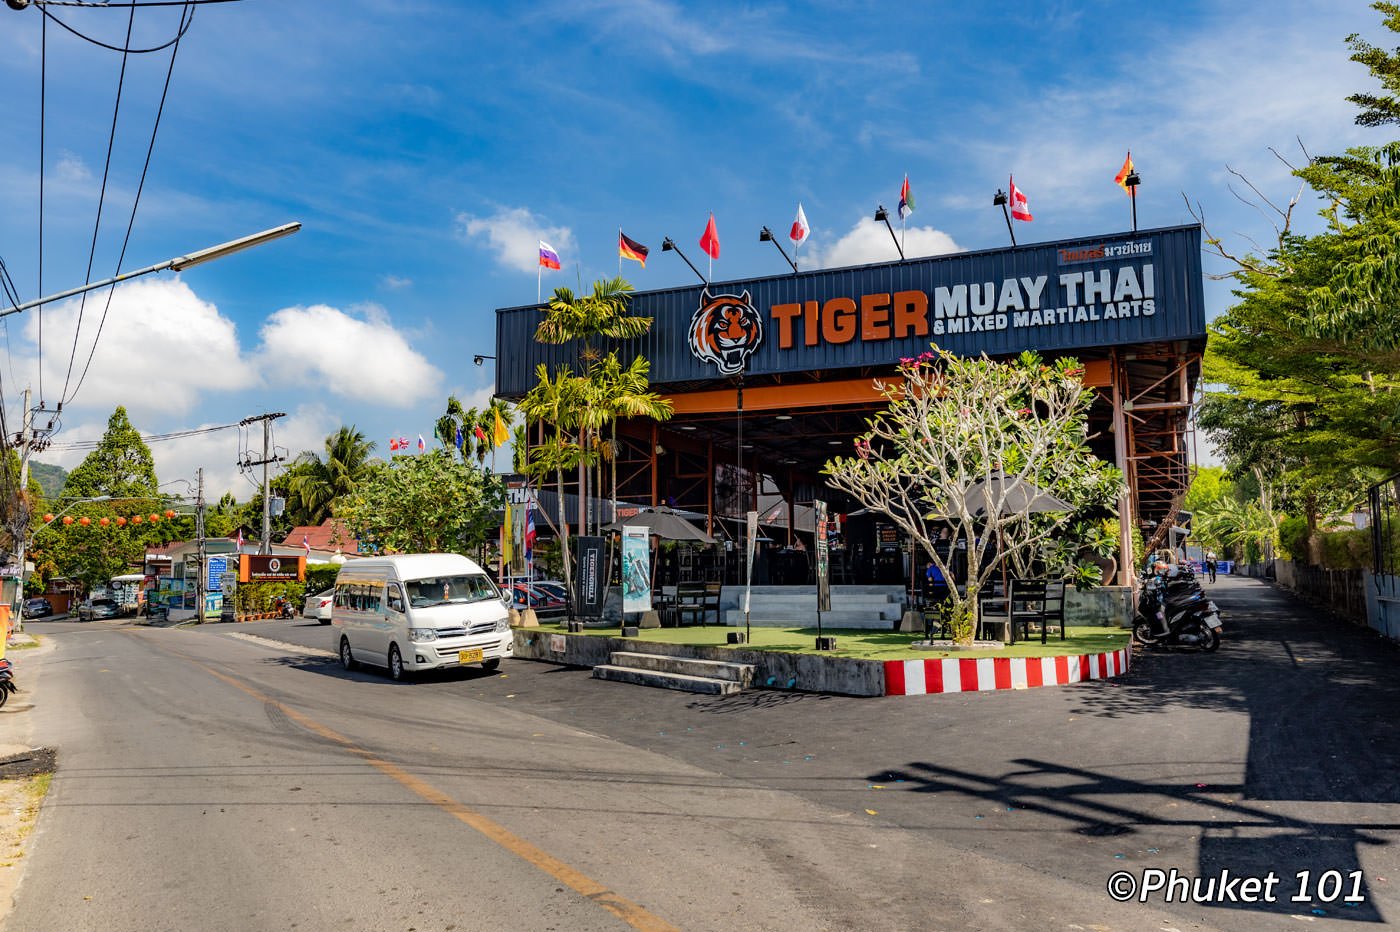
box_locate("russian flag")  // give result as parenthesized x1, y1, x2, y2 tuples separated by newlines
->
(538, 241, 561, 270)
(417, 434, 426, 451)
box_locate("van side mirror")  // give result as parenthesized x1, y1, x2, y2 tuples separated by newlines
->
(388, 596, 405, 613)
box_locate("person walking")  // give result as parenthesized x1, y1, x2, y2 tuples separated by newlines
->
(1204, 549, 1219, 583)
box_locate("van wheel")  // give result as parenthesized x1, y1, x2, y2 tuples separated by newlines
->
(481, 658, 501, 672)
(387, 644, 406, 681)
(339, 637, 356, 671)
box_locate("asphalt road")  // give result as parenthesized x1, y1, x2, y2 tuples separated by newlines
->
(7, 575, 1399, 931)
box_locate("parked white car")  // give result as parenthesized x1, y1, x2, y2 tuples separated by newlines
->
(302, 589, 334, 624)
(332, 553, 512, 680)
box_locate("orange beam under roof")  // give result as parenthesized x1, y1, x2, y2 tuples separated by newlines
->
(662, 360, 1112, 416)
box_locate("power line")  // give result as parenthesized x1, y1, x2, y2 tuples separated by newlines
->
(32, 2, 198, 54)
(64, 0, 192, 408)
(59, 1, 137, 407)
(44, 420, 239, 452)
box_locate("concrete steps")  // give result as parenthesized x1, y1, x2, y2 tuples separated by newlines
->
(591, 651, 755, 695)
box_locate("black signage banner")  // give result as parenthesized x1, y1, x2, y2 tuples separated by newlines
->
(814, 500, 831, 613)
(574, 536, 607, 617)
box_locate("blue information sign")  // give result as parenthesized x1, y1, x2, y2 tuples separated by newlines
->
(207, 556, 228, 593)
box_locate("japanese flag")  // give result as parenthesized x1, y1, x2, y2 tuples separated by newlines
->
(789, 203, 809, 246)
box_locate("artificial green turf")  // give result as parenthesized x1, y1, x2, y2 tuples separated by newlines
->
(533, 622, 1128, 660)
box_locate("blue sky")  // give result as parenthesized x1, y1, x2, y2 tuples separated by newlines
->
(0, 0, 1387, 495)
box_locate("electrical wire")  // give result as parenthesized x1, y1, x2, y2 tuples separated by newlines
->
(45, 420, 239, 452)
(35, 2, 197, 54)
(58, 1, 135, 407)
(64, 0, 192, 409)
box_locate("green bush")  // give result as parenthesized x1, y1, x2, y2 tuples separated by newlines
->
(1318, 528, 1370, 569)
(1278, 516, 1308, 561)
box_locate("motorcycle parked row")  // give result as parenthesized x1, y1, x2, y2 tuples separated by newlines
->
(1134, 562, 1223, 651)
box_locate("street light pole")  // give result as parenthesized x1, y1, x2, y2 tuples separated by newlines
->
(0, 222, 301, 319)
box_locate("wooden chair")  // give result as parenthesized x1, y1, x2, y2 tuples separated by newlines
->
(977, 579, 1012, 643)
(1010, 578, 1048, 644)
(675, 581, 722, 626)
(1041, 579, 1067, 640)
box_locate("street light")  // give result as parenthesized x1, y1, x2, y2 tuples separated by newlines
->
(873, 206, 904, 260)
(758, 227, 798, 273)
(473, 355, 495, 366)
(0, 222, 302, 319)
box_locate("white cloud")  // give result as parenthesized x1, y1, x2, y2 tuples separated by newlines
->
(814, 216, 963, 269)
(456, 206, 576, 275)
(20, 277, 256, 419)
(380, 274, 412, 290)
(54, 151, 92, 184)
(257, 303, 444, 406)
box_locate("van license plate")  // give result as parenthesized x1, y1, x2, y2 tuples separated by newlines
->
(458, 648, 484, 664)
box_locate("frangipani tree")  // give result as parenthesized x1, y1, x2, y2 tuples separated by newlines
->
(823, 348, 1124, 644)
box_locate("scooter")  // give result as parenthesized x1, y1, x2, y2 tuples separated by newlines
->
(275, 597, 296, 620)
(1134, 567, 1222, 651)
(0, 658, 18, 710)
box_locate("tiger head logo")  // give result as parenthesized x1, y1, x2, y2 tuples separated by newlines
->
(687, 289, 764, 375)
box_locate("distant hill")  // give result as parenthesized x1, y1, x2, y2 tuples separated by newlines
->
(28, 461, 68, 499)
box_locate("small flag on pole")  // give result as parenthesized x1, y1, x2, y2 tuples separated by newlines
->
(474, 425, 488, 444)
(789, 203, 809, 246)
(699, 213, 720, 260)
(1114, 151, 1135, 194)
(493, 409, 510, 447)
(303, 534, 311, 556)
(416, 434, 426, 451)
(898, 175, 914, 220)
(618, 232, 649, 267)
(454, 427, 464, 450)
(538, 241, 561, 270)
(1009, 176, 1033, 222)
(525, 506, 536, 562)
(236, 528, 244, 553)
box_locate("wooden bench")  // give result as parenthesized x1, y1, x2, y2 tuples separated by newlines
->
(674, 581, 722, 626)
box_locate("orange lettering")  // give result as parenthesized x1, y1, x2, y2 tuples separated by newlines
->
(861, 293, 891, 341)
(804, 300, 820, 346)
(771, 303, 801, 349)
(823, 297, 857, 344)
(892, 290, 929, 339)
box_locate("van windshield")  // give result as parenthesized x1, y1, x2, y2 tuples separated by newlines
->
(404, 574, 499, 608)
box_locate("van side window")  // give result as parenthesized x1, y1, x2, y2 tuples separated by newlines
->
(387, 582, 405, 613)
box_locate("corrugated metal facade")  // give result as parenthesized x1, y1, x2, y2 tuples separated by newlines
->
(495, 224, 1204, 398)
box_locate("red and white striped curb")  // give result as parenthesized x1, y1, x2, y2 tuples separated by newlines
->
(883, 644, 1131, 696)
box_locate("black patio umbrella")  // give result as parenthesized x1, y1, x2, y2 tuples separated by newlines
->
(601, 506, 716, 543)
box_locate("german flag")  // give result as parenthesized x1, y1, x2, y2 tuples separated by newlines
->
(619, 231, 649, 267)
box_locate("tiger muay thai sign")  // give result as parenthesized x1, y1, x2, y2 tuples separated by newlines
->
(688, 289, 765, 374)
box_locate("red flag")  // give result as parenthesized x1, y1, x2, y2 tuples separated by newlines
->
(1009, 176, 1033, 222)
(1114, 151, 1135, 195)
(699, 213, 720, 260)
(474, 425, 488, 443)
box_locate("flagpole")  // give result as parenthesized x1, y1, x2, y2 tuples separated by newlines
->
(618, 228, 622, 276)
(537, 263, 542, 304)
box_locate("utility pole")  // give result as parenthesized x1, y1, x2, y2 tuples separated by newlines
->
(195, 468, 205, 624)
(238, 412, 285, 555)
(9, 389, 32, 634)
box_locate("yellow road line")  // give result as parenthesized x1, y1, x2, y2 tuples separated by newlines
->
(129, 630, 681, 932)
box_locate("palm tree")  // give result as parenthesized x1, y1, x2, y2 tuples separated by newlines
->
(286, 427, 377, 526)
(586, 354, 673, 525)
(518, 365, 592, 612)
(533, 277, 649, 360)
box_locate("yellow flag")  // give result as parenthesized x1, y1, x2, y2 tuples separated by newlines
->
(493, 409, 510, 447)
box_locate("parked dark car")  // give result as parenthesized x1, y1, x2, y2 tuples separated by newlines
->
(22, 597, 53, 619)
(76, 598, 119, 621)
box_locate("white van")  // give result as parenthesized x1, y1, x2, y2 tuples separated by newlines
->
(332, 553, 512, 680)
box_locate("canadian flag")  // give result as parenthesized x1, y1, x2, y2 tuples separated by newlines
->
(1009, 176, 1033, 222)
(789, 203, 809, 246)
